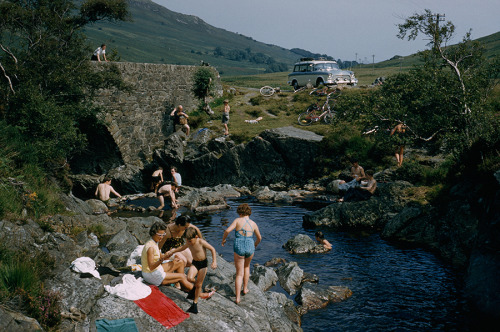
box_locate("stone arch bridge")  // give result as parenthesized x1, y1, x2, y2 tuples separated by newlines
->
(91, 62, 222, 166)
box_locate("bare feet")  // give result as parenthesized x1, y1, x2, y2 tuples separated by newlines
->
(242, 289, 249, 296)
(200, 290, 215, 300)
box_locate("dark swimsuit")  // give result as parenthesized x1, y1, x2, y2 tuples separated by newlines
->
(161, 226, 185, 252)
(191, 258, 208, 270)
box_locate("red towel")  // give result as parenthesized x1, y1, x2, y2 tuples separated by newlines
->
(134, 285, 189, 329)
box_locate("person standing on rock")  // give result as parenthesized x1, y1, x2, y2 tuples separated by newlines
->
(151, 167, 164, 193)
(390, 122, 408, 167)
(221, 203, 262, 304)
(166, 227, 217, 313)
(222, 99, 230, 136)
(95, 177, 121, 202)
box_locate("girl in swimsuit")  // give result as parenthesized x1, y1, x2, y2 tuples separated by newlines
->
(221, 203, 262, 304)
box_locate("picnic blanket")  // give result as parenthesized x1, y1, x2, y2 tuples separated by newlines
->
(134, 285, 189, 329)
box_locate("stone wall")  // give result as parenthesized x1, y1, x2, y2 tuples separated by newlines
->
(92, 62, 221, 165)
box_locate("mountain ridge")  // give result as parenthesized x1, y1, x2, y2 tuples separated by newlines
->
(84, 0, 500, 76)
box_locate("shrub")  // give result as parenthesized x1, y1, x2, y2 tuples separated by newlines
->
(21, 288, 62, 329)
(0, 260, 39, 295)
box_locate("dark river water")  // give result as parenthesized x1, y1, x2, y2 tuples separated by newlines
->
(119, 197, 474, 331)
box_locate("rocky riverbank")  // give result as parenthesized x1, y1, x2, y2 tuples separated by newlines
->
(303, 169, 500, 318)
(0, 185, 352, 331)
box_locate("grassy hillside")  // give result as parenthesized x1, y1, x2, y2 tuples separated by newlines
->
(84, 0, 301, 75)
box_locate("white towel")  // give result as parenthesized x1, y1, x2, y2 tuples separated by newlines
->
(70, 257, 101, 279)
(127, 245, 144, 266)
(104, 274, 152, 300)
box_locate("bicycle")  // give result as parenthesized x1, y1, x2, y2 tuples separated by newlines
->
(260, 86, 281, 96)
(297, 90, 341, 126)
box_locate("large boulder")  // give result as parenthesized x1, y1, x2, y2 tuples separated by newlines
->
(303, 181, 413, 230)
(86, 199, 109, 214)
(0, 307, 43, 332)
(284, 234, 317, 254)
(295, 282, 353, 315)
(250, 264, 278, 291)
(276, 262, 304, 295)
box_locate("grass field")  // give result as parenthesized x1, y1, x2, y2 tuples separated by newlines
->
(221, 63, 416, 89)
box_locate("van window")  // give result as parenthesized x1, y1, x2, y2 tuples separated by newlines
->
(314, 63, 340, 71)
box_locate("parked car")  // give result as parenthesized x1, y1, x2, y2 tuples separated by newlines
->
(287, 58, 358, 89)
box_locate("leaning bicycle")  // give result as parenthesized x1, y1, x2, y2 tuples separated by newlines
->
(260, 86, 281, 96)
(297, 90, 341, 126)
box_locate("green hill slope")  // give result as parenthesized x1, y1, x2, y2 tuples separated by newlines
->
(85, 1, 499, 78)
(84, 0, 302, 75)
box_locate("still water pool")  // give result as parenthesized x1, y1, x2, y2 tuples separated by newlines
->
(122, 197, 472, 331)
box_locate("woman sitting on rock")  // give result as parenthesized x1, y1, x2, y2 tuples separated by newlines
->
(142, 222, 214, 299)
(141, 222, 192, 288)
(161, 215, 202, 267)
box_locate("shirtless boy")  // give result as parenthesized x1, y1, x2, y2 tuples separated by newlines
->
(166, 227, 217, 314)
(315, 231, 332, 250)
(157, 182, 178, 209)
(95, 178, 121, 202)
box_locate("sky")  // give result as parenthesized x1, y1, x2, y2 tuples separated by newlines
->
(151, 0, 499, 63)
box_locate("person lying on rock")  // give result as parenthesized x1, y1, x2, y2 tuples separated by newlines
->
(157, 181, 178, 209)
(338, 169, 377, 202)
(315, 231, 332, 250)
(166, 227, 217, 313)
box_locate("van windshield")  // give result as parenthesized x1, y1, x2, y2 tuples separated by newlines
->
(314, 63, 340, 71)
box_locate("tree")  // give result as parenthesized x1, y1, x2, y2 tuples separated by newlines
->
(191, 67, 215, 115)
(355, 9, 498, 156)
(0, 0, 130, 164)
(395, 9, 497, 149)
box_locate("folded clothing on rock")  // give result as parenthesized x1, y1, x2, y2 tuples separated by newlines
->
(104, 274, 152, 301)
(70, 257, 100, 279)
(95, 318, 139, 332)
(134, 285, 189, 329)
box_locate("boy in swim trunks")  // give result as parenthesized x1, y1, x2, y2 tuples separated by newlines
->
(166, 227, 217, 314)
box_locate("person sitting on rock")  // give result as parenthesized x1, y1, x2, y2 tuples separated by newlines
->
(170, 105, 190, 136)
(170, 166, 182, 191)
(338, 169, 377, 202)
(338, 159, 365, 192)
(95, 177, 121, 202)
(315, 231, 332, 250)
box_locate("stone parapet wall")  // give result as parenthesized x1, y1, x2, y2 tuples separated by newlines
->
(92, 62, 221, 165)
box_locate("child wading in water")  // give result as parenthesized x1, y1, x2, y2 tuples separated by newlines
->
(166, 227, 217, 314)
(315, 231, 332, 250)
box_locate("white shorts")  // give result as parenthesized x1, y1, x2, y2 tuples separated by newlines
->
(142, 266, 166, 286)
